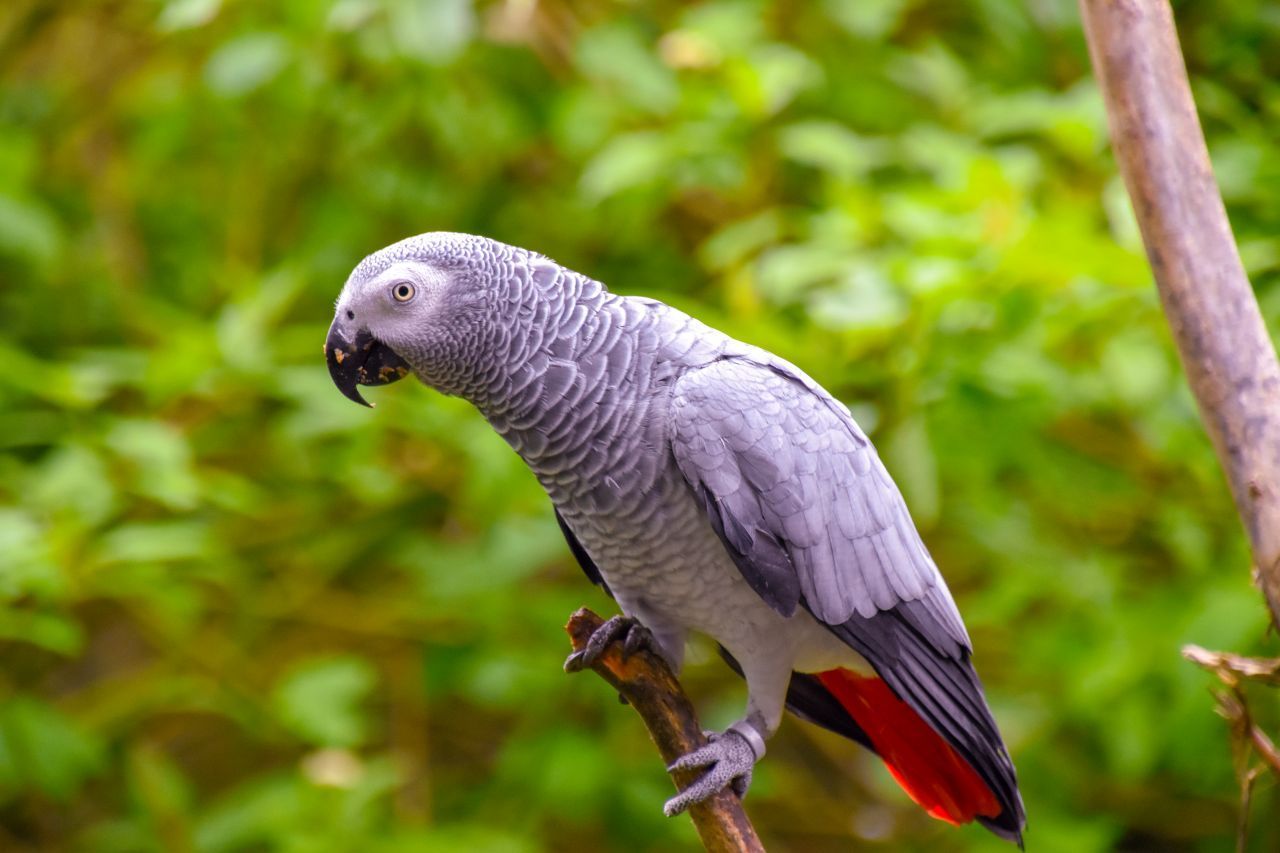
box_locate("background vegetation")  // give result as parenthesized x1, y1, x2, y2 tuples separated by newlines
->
(2, 1, 1279, 850)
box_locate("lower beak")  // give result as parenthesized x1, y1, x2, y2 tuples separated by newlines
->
(325, 322, 411, 407)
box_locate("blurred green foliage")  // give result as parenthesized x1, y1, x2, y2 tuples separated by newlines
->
(2, 1, 1279, 850)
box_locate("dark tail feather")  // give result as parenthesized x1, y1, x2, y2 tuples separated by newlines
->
(717, 646, 1024, 847)
(824, 604, 1026, 846)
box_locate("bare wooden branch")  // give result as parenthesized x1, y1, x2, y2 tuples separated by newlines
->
(1080, 0, 1280, 627)
(565, 608, 765, 853)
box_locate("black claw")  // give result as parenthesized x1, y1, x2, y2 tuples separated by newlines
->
(621, 622, 655, 661)
(563, 615, 652, 673)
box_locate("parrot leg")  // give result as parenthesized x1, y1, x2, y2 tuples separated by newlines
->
(663, 649, 787, 815)
(663, 720, 766, 816)
(563, 614, 656, 672)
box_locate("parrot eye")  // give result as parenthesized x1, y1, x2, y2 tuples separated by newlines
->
(391, 282, 415, 302)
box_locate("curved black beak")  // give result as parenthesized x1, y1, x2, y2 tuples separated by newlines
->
(325, 321, 411, 407)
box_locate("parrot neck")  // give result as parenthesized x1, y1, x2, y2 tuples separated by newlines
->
(471, 282, 662, 484)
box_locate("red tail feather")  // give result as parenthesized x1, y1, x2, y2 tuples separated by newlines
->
(818, 668, 1000, 826)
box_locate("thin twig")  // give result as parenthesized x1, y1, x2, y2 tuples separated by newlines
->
(1236, 767, 1260, 853)
(1183, 645, 1280, 778)
(1182, 645, 1280, 688)
(1184, 644, 1280, 853)
(565, 608, 765, 853)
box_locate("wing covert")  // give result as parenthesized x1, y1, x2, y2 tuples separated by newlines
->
(670, 356, 967, 646)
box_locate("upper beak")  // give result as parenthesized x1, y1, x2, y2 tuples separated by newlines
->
(325, 319, 411, 407)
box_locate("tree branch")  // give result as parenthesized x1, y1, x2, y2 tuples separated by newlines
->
(564, 608, 765, 853)
(1079, 0, 1280, 628)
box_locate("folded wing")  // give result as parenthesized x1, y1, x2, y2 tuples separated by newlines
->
(669, 355, 1024, 842)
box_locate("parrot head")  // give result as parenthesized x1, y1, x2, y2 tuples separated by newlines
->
(326, 232, 501, 406)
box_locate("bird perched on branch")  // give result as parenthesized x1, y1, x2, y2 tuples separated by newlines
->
(326, 232, 1025, 844)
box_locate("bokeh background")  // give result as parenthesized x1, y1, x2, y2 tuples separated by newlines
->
(2, 1, 1279, 850)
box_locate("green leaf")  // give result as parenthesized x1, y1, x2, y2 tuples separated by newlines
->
(778, 121, 886, 180)
(204, 33, 291, 97)
(0, 698, 104, 800)
(0, 608, 83, 655)
(1100, 332, 1171, 406)
(754, 243, 852, 301)
(742, 43, 822, 116)
(821, 0, 906, 38)
(0, 509, 63, 601)
(156, 0, 221, 32)
(103, 419, 200, 511)
(94, 520, 213, 565)
(699, 209, 782, 271)
(807, 266, 908, 331)
(387, 0, 475, 65)
(575, 23, 678, 115)
(273, 657, 377, 747)
(26, 443, 118, 526)
(0, 194, 62, 270)
(579, 132, 672, 201)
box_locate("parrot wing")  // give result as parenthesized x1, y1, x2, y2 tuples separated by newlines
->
(669, 354, 1024, 842)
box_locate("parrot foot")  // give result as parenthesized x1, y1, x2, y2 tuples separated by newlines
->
(563, 615, 655, 673)
(663, 723, 763, 817)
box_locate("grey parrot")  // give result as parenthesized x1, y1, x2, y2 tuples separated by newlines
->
(326, 232, 1025, 844)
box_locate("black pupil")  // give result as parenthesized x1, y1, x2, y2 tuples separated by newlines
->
(396, 285, 410, 298)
